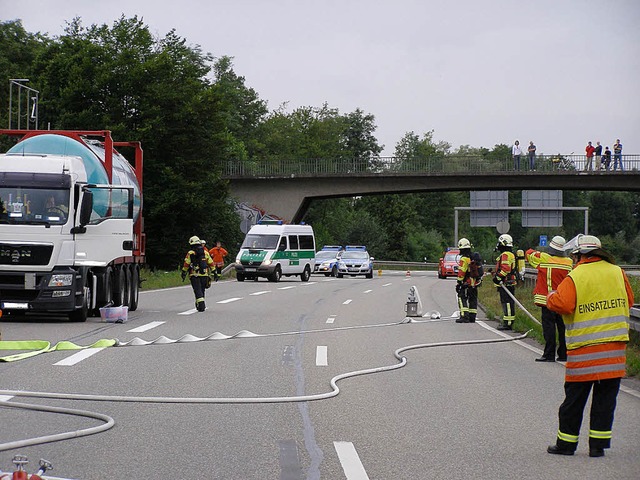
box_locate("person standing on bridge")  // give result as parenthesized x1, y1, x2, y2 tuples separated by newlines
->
(493, 234, 517, 330)
(526, 236, 572, 362)
(209, 240, 228, 281)
(594, 141, 603, 171)
(512, 140, 522, 170)
(613, 139, 623, 171)
(603, 146, 612, 171)
(545, 234, 633, 458)
(584, 141, 595, 171)
(528, 141, 537, 171)
(181, 236, 215, 312)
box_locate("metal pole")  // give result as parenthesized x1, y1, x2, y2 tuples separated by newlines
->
(584, 209, 589, 235)
(454, 209, 459, 245)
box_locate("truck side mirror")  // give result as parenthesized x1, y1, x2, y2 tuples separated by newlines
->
(79, 190, 93, 226)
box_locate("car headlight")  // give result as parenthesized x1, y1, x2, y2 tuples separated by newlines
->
(262, 259, 272, 266)
(48, 274, 74, 287)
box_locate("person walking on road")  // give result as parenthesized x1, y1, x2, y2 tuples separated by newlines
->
(546, 234, 633, 458)
(182, 235, 215, 312)
(526, 236, 572, 362)
(493, 234, 517, 330)
(455, 238, 481, 323)
(209, 240, 229, 281)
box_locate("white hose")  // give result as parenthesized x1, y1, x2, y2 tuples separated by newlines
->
(500, 284, 542, 326)
(0, 327, 529, 452)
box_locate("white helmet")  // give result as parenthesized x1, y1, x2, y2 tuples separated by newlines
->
(458, 238, 472, 249)
(571, 234, 601, 254)
(189, 235, 201, 245)
(497, 234, 513, 247)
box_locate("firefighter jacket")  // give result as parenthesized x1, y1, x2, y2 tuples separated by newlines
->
(182, 247, 215, 277)
(547, 257, 632, 350)
(547, 257, 633, 381)
(526, 249, 572, 306)
(494, 250, 517, 286)
(457, 255, 480, 287)
(209, 246, 228, 267)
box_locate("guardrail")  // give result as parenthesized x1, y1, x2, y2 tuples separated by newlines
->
(223, 154, 640, 178)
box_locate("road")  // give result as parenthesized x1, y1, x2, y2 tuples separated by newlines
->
(1, 272, 639, 479)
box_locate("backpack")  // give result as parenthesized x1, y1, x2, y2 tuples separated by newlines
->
(189, 245, 208, 274)
(469, 252, 484, 279)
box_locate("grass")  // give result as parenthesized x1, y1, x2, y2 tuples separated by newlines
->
(478, 275, 640, 379)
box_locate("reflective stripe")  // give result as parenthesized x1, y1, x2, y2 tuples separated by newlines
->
(567, 325, 630, 348)
(534, 294, 547, 304)
(570, 349, 626, 362)
(557, 430, 579, 443)
(566, 362, 625, 376)
(568, 315, 629, 330)
(589, 430, 612, 440)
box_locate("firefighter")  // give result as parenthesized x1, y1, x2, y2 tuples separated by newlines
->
(546, 234, 633, 457)
(209, 240, 229, 281)
(526, 236, 572, 362)
(455, 238, 479, 323)
(493, 233, 517, 330)
(181, 236, 215, 312)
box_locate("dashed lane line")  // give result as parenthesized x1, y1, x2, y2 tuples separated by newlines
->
(326, 316, 336, 324)
(178, 308, 198, 316)
(334, 441, 370, 479)
(250, 291, 271, 296)
(316, 346, 328, 366)
(54, 348, 104, 366)
(216, 297, 243, 304)
(343, 299, 352, 305)
(128, 321, 166, 332)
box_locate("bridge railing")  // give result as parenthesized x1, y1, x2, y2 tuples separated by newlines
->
(223, 154, 639, 178)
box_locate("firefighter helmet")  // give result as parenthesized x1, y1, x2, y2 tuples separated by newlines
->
(458, 238, 472, 249)
(571, 234, 601, 254)
(549, 235, 566, 252)
(497, 234, 513, 247)
(189, 235, 201, 245)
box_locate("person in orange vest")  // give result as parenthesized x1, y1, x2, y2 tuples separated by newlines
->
(209, 240, 228, 282)
(526, 236, 573, 362)
(546, 234, 633, 458)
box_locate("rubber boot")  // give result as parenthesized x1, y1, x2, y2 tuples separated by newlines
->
(196, 299, 206, 312)
(497, 321, 510, 330)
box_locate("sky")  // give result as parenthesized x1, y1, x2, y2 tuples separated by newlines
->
(2, 0, 639, 156)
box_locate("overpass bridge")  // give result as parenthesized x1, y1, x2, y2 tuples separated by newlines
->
(223, 154, 640, 223)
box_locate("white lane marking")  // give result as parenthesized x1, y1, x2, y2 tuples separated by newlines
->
(326, 316, 336, 324)
(0, 395, 14, 402)
(54, 348, 104, 366)
(343, 299, 352, 305)
(316, 346, 328, 366)
(334, 441, 370, 479)
(128, 321, 165, 332)
(178, 308, 198, 315)
(278, 286, 296, 290)
(250, 291, 270, 296)
(382, 283, 392, 287)
(217, 297, 242, 304)
(301, 282, 316, 286)
(363, 289, 372, 294)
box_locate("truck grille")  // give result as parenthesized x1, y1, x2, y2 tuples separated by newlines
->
(0, 244, 53, 266)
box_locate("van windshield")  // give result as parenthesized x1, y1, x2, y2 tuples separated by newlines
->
(242, 234, 280, 250)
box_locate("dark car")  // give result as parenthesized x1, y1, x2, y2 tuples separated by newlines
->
(438, 248, 460, 279)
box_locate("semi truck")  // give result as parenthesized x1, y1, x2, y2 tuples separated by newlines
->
(0, 129, 145, 321)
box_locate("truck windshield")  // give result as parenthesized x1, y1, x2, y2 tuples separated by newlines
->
(241, 234, 280, 250)
(0, 187, 70, 225)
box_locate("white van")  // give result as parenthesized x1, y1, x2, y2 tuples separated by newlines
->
(235, 221, 316, 282)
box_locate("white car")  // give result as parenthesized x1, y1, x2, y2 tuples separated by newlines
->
(337, 247, 374, 278)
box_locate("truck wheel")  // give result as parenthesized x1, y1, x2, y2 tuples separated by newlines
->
(129, 265, 140, 311)
(69, 285, 89, 322)
(268, 266, 281, 282)
(113, 266, 128, 306)
(300, 265, 311, 282)
(237, 272, 245, 282)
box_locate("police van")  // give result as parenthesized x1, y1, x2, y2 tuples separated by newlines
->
(235, 221, 316, 282)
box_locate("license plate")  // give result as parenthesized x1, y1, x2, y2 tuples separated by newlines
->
(244, 267, 256, 272)
(2, 302, 29, 309)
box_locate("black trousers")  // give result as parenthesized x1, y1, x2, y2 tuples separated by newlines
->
(541, 306, 566, 359)
(458, 285, 478, 321)
(556, 378, 621, 450)
(498, 285, 516, 322)
(189, 275, 209, 311)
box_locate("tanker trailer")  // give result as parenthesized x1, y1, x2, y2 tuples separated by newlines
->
(0, 130, 144, 321)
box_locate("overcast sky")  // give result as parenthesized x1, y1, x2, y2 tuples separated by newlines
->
(3, 0, 639, 156)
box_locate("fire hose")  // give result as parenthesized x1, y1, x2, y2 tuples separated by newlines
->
(0, 314, 530, 453)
